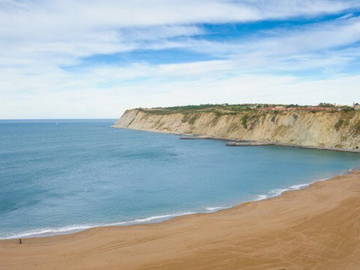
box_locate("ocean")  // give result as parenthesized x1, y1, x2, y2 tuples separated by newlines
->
(1, 119, 360, 239)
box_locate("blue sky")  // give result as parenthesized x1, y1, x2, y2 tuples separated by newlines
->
(1, 0, 360, 118)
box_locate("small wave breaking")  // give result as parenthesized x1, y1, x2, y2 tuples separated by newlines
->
(2, 209, 229, 239)
(1, 211, 196, 239)
(204, 206, 227, 212)
(254, 178, 329, 201)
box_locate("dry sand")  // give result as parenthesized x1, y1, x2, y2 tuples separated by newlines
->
(1, 170, 360, 270)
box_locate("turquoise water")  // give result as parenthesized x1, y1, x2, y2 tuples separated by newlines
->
(1, 119, 360, 239)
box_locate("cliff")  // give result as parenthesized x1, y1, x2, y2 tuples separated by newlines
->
(113, 108, 360, 151)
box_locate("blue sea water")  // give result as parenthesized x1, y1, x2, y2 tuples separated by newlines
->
(1, 119, 360, 239)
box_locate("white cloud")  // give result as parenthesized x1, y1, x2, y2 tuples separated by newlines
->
(2, 69, 360, 119)
(183, 16, 360, 56)
(1, 0, 360, 118)
(1, 0, 359, 64)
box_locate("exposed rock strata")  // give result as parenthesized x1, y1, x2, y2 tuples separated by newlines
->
(114, 109, 360, 151)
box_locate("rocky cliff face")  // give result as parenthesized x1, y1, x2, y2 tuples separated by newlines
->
(114, 109, 360, 151)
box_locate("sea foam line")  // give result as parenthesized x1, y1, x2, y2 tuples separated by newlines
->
(254, 178, 330, 201)
(1, 210, 217, 239)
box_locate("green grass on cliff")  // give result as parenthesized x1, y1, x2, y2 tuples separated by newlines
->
(136, 103, 357, 115)
(138, 104, 270, 115)
(138, 104, 255, 114)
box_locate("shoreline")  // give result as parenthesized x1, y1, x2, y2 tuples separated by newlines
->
(1, 172, 333, 240)
(4, 126, 357, 240)
(113, 126, 360, 153)
(2, 170, 360, 269)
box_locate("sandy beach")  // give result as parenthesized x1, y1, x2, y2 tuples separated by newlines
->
(1, 170, 360, 270)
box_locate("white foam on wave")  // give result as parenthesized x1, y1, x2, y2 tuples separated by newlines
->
(107, 211, 196, 227)
(255, 194, 268, 201)
(254, 178, 329, 201)
(1, 211, 197, 240)
(2, 206, 236, 239)
(2, 224, 96, 239)
(204, 206, 227, 212)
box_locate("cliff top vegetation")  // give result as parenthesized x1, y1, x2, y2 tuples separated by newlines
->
(136, 103, 359, 115)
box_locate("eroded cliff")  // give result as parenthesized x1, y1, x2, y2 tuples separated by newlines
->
(114, 108, 360, 151)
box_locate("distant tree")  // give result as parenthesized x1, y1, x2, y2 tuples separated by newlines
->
(342, 106, 355, 112)
(318, 102, 335, 107)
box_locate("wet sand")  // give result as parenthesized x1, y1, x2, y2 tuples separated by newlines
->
(1, 170, 360, 270)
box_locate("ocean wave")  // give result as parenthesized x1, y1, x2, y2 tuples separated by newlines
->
(2, 224, 95, 239)
(204, 206, 227, 212)
(107, 211, 196, 226)
(1, 211, 197, 239)
(255, 178, 329, 201)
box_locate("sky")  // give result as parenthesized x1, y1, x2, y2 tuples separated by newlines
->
(1, 0, 360, 119)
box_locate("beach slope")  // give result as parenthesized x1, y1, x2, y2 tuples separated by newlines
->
(1, 171, 360, 270)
